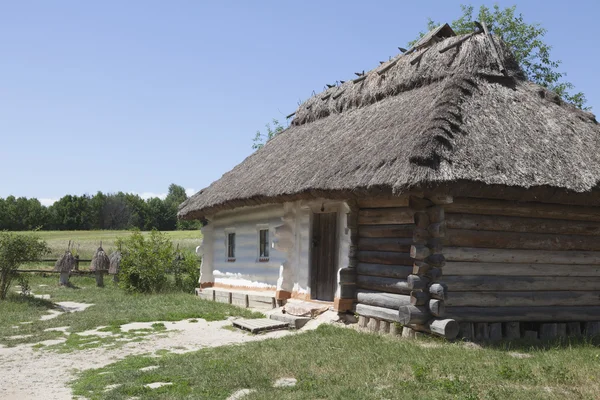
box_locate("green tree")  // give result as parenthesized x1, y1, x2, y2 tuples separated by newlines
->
(252, 118, 286, 150)
(116, 230, 174, 293)
(0, 232, 49, 299)
(416, 4, 588, 110)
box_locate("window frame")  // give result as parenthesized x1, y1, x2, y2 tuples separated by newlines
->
(256, 224, 270, 262)
(225, 229, 236, 262)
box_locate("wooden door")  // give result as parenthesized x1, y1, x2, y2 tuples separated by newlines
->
(311, 212, 338, 301)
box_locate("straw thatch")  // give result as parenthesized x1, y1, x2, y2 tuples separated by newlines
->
(108, 251, 121, 275)
(90, 246, 110, 272)
(54, 251, 75, 273)
(179, 29, 600, 220)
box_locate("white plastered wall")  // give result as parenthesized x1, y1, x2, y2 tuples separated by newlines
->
(198, 200, 351, 299)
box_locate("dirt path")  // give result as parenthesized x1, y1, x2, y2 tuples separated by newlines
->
(0, 318, 294, 400)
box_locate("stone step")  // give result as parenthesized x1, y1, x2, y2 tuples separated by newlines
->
(266, 308, 311, 329)
(232, 318, 290, 333)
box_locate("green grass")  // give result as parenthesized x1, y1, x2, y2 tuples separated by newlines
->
(72, 325, 600, 400)
(15, 230, 202, 261)
(0, 274, 262, 347)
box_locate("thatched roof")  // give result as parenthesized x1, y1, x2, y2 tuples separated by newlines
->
(108, 251, 121, 275)
(179, 28, 600, 220)
(90, 246, 110, 272)
(54, 251, 75, 273)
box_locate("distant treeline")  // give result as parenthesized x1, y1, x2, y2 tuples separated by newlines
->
(0, 184, 200, 231)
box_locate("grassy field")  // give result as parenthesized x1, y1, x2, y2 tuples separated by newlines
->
(15, 230, 202, 261)
(0, 274, 259, 348)
(72, 324, 600, 399)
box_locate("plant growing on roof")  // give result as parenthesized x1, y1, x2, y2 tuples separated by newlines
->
(252, 118, 286, 150)
(414, 4, 588, 109)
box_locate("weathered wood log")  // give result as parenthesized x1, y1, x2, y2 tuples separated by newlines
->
(410, 290, 430, 306)
(428, 283, 448, 300)
(425, 254, 446, 267)
(339, 283, 355, 299)
(338, 267, 356, 284)
(540, 323, 558, 339)
(557, 323, 567, 337)
(427, 238, 444, 255)
(425, 267, 442, 282)
(427, 194, 454, 205)
(428, 222, 446, 238)
(357, 196, 409, 209)
(59, 272, 70, 286)
(446, 291, 600, 307)
(429, 299, 445, 317)
(458, 322, 474, 340)
(409, 196, 433, 210)
(357, 263, 412, 279)
(414, 212, 430, 229)
(412, 261, 430, 276)
(407, 274, 430, 290)
(504, 322, 520, 339)
(567, 322, 582, 336)
(446, 229, 600, 251)
(367, 318, 380, 332)
(379, 320, 390, 334)
(356, 290, 412, 309)
(413, 228, 429, 245)
(443, 275, 600, 292)
(402, 326, 415, 338)
(355, 303, 401, 322)
(489, 323, 503, 341)
(445, 213, 600, 236)
(474, 323, 489, 341)
(446, 198, 600, 222)
(414, 318, 459, 339)
(358, 315, 369, 328)
(445, 306, 600, 322)
(359, 224, 414, 238)
(445, 247, 600, 265)
(358, 208, 415, 225)
(95, 270, 104, 287)
(357, 251, 414, 266)
(356, 275, 411, 294)
(427, 206, 445, 223)
(444, 261, 600, 277)
(584, 321, 600, 336)
(398, 305, 431, 324)
(358, 237, 412, 252)
(523, 330, 538, 340)
(410, 245, 430, 260)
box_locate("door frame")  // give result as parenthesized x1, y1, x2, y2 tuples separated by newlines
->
(306, 200, 347, 301)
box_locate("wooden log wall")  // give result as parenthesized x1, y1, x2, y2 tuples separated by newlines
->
(443, 196, 600, 328)
(354, 195, 458, 339)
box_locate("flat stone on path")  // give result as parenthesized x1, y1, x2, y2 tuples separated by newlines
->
(44, 326, 69, 333)
(140, 365, 159, 372)
(227, 389, 256, 400)
(144, 382, 173, 389)
(104, 384, 121, 392)
(273, 377, 297, 387)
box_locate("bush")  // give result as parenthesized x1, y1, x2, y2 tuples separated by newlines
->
(0, 232, 48, 300)
(117, 230, 174, 293)
(172, 250, 200, 293)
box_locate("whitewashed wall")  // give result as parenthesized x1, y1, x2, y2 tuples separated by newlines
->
(209, 204, 285, 288)
(200, 200, 352, 298)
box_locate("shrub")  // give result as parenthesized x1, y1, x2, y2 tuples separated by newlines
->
(116, 230, 174, 293)
(172, 250, 200, 293)
(0, 232, 49, 300)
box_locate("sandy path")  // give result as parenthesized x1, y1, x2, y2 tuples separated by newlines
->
(0, 318, 294, 400)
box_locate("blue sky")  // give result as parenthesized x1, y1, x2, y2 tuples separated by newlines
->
(1, 1, 598, 205)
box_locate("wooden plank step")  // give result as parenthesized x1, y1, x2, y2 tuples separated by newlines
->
(231, 318, 291, 333)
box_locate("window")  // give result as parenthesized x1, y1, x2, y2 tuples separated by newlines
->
(227, 232, 236, 261)
(258, 229, 269, 261)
